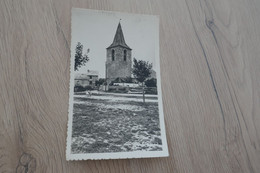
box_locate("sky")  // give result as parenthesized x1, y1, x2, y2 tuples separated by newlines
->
(71, 8, 159, 78)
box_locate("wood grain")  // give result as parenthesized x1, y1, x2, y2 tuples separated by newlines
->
(0, 0, 260, 172)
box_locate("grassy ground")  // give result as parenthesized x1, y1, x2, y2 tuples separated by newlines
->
(71, 96, 162, 153)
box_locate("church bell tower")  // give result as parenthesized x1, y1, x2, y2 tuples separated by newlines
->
(106, 22, 132, 83)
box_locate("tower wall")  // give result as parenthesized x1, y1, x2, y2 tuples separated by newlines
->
(106, 46, 132, 81)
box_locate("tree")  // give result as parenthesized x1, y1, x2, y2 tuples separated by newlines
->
(132, 58, 152, 103)
(96, 78, 106, 86)
(74, 42, 89, 71)
(145, 78, 157, 87)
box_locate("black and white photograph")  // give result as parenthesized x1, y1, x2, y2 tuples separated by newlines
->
(66, 8, 168, 160)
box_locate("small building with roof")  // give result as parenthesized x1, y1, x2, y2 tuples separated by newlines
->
(74, 70, 99, 88)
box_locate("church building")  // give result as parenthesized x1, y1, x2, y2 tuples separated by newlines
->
(106, 22, 132, 83)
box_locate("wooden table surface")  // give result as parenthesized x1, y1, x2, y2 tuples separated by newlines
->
(1, 0, 260, 172)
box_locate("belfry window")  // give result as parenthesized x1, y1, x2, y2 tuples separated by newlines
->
(112, 49, 115, 61)
(124, 50, 127, 61)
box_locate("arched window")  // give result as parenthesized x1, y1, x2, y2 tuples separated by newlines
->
(124, 50, 127, 61)
(112, 49, 115, 61)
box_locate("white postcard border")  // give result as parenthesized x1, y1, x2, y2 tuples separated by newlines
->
(66, 8, 169, 160)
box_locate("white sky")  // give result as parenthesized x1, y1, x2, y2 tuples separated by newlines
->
(71, 8, 159, 78)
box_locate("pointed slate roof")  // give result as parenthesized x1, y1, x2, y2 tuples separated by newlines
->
(107, 22, 131, 50)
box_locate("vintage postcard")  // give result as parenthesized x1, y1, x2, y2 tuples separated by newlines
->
(66, 8, 168, 160)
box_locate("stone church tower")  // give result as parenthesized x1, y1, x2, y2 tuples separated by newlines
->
(106, 22, 132, 83)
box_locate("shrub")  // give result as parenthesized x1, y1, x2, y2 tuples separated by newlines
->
(85, 85, 93, 90)
(74, 85, 86, 92)
(145, 78, 157, 87)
